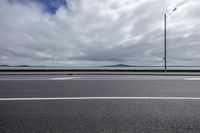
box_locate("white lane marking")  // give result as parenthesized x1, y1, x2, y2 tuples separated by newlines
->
(1, 97, 200, 101)
(49, 77, 81, 80)
(0, 77, 82, 81)
(185, 78, 200, 80)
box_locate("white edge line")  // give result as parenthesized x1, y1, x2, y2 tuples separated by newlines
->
(1, 97, 200, 101)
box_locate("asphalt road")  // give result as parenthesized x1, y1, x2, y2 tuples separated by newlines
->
(1, 75, 200, 133)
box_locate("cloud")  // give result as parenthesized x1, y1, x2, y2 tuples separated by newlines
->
(0, 0, 200, 66)
(176, 0, 192, 7)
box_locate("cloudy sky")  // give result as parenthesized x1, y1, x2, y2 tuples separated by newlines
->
(0, 0, 200, 66)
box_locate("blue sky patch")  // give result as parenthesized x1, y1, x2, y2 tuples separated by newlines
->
(9, 0, 67, 14)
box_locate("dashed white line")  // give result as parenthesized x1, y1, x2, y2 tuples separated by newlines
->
(185, 78, 200, 80)
(49, 77, 81, 80)
(1, 97, 200, 101)
(0, 77, 82, 81)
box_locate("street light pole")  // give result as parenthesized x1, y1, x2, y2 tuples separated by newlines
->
(164, 14, 167, 72)
(164, 7, 177, 72)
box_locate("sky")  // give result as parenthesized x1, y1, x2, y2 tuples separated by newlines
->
(0, 0, 200, 66)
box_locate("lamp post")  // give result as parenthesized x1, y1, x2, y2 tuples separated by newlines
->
(164, 7, 177, 72)
(164, 14, 167, 72)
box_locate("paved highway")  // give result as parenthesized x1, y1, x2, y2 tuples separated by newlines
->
(1, 75, 200, 133)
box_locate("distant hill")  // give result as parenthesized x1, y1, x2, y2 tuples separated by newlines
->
(103, 64, 134, 67)
(0, 64, 10, 67)
(0, 65, 30, 67)
(15, 65, 30, 67)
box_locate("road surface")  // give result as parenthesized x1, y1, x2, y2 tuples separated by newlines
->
(0, 75, 200, 133)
